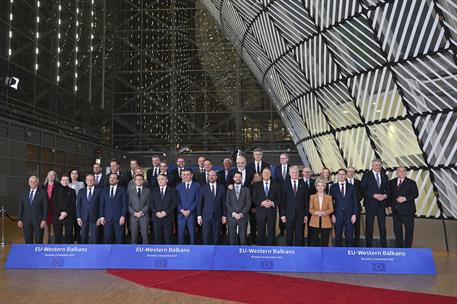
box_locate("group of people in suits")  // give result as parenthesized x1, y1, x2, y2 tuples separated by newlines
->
(17, 150, 419, 248)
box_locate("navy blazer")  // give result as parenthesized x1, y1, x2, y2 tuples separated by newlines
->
(149, 186, 178, 222)
(273, 164, 290, 184)
(104, 171, 128, 189)
(388, 177, 419, 216)
(280, 179, 309, 220)
(99, 186, 128, 221)
(17, 188, 48, 224)
(246, 161, 270, 175)
(176, 181, 200, 214)
(360, 171, 390, 209)
(329, 182, 358, 220)
(94, 174, 105, 189)
(76, 187, 101, 223)
(197, 183, 226, 221)
(252, 180, 281, 220)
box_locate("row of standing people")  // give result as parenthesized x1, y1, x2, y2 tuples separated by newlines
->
(17, 149, 418, 248)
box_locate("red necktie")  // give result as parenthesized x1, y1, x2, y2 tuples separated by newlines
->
(397, 179, 403, 191)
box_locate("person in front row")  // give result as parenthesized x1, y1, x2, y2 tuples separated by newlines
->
(99, 173, 128, 244)
(149, 174, 178, 244)
(330, 169, 358, 247)
(128, 174, 150, 244)
(176, 169, 200, 244)
(197, 170, 226, 245)
(389, 166, 419, 248)
(226, 172, 251, 245)
(252, 167, 281, 246)
(308, 180, 333, 246)
(57, 174, 76, 244)
(280, 166, 309, 246)
(76, 174, 101, 244)
(17, 175, 48, 244)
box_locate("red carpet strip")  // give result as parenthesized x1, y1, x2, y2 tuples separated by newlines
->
(107, 269, 456, 304)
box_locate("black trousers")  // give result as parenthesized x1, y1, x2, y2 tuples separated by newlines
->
(54, 220, 74, 244)
(23, 220, 43, 244)
(256, 210, 276, 246)
(309, 226, 330, 247)
(202, 217, 220, 245)
(353, 202, 362, 246)
(392, 211, 415, 248)
(74, 220, 81, 243)
(365, 205, 387, 247)
(285, 219, 304, 246)
(80, 222, 97, 244)
(249, 209, 257, 244)
(153, 220, 173, 244)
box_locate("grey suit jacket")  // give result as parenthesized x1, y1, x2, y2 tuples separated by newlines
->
(128, 187, 150, 216)
(226, 185, 251, 218)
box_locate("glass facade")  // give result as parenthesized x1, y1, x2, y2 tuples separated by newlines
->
(202, 0, 457, 219)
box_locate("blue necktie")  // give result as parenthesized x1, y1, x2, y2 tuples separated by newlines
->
(264, 183, 269, 196)
(88, 188, 93, 202)
(110, 187, 114, 198)
(29, 190, 34, 206)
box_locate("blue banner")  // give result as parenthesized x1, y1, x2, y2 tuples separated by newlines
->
(213, 245, 322, 272)
(322, 247, 436, 274)
(5, 244, 436, 275)
(5, 244, 112, 269)
(108, 245, 215, 270)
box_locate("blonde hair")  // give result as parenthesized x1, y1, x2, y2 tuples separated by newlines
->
(44, 170, 59, 185)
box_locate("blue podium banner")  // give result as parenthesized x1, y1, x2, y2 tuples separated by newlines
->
(213, 246, 322, 272)
(108, 245, 215, 270)
(5, 244, 112, 269)
(5, 244, 436, 275)
(322, 247, 436, 274)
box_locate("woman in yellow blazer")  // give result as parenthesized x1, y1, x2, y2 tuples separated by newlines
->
(309, 180, 334, 246)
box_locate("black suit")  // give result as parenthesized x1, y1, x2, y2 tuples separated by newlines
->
(247, 161, 270, 175)
(149, 172, 177, 189)
(149, 187, 178, 244)
(195, 171, 210, 185)
(389, 177, 418, 248)
(146, 167, 160, 188)
(361, 171, 390, 247)
(273, 164, 290, 236)
(126, 170, 135, 182)
(17, 188, 48, 244)
(217, 169, 231, 187)
(348, 178, 364, 246)
(94, 174, 105, 189)
(252, 180, 281, 246)
(280, 179, 309, 246)
(56, 185, 76, 244)
(42, 182, 65, 244)
(302, 178, 316, 245)
(171, 167, 186, 183)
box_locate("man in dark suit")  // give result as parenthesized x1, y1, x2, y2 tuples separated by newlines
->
(227, 155, 254, 187)
(347, 166, 364, 246)
(330, 169, 358, 247)
(149, 174, 178, 244)
(126, 158, 139, 182)
(226, 172, 252, 245)
(57, 174, 76, 244)
(252, 167, 281, 246)
(197, 170, 227, 245)
(280, 166, 309, 246)
(128, 174, 150, 244)
(104, 159, 128, 189)
(99, 173, 128, 244)
(93, 163, 105, 189)
(76, 174, 101, 244)
(176, 169, 200, 244)
(171, 157, 187, 183)
(217, 158, 233, 187)
(273, 152, 290, 237)
(146, 155, 162, 188)
(389, 166, 419, 248)
(195, 159, 213, 185)
(197, 156, 206, 174)
(247, 147, 270, 175)
(17, 175, 48, 244)
(361, 159, 390, 247)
